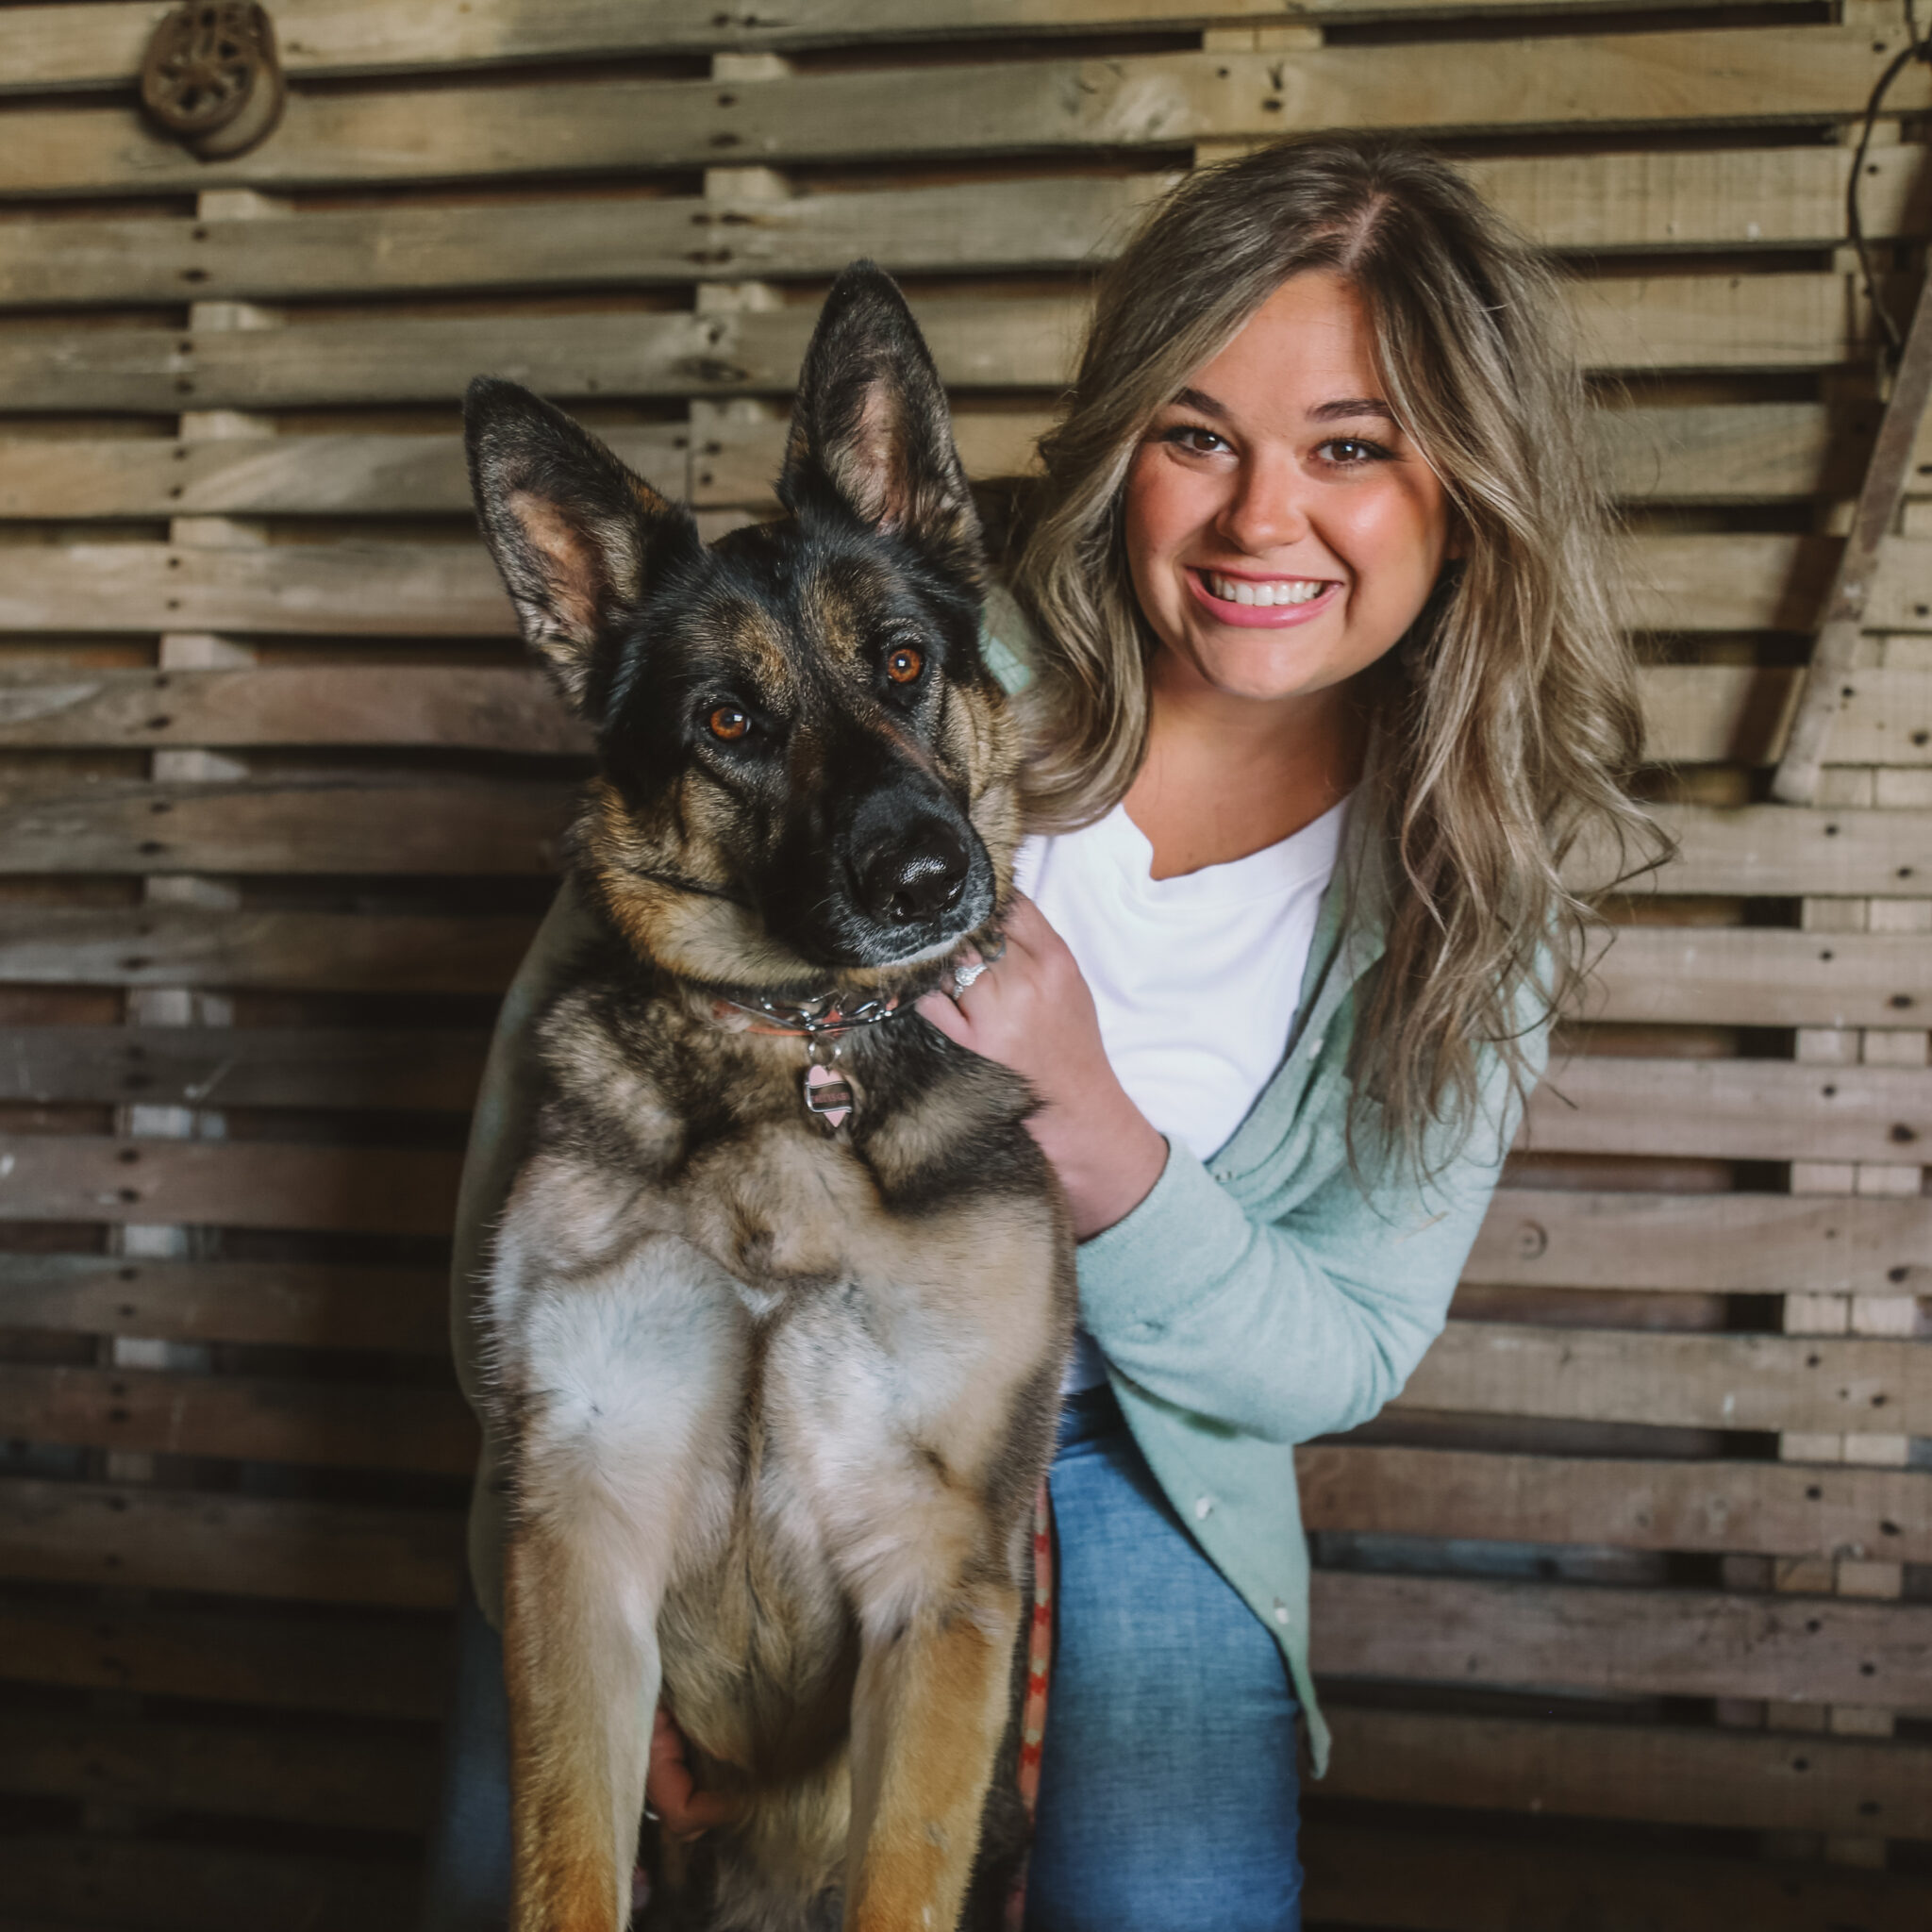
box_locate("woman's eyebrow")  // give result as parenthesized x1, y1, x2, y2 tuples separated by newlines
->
(1308, 397, 1396, 423)
(1170, 385, 1226, 419)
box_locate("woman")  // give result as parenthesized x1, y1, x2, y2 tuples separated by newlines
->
(424, 135, 1650, 1931)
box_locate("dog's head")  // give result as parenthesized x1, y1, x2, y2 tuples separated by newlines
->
(465, 263, 1023, 994)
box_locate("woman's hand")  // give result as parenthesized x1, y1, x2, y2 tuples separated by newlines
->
(647, 1706, 741, 1840)
(916, 894, 1168, 1241)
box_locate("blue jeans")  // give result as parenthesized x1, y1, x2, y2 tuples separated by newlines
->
(1024, 1383, 1302, 1932)
(419, 1388, 1300, 1931)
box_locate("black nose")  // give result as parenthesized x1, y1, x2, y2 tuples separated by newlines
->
(856, 820, 969, 925)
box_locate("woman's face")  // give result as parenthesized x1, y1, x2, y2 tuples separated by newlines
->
(1124, 271, 1455, 709)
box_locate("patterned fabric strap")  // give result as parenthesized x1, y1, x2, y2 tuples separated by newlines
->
(1004, 1478, 1056, 1931)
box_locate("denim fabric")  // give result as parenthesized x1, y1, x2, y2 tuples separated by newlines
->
(418, 1391, 1301, 1932)
(419, 1588, 514, 1932)
(1024, 1384, 1302, 1932)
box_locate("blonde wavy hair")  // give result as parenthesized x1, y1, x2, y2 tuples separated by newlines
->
(1011, 133, 1658, 1170)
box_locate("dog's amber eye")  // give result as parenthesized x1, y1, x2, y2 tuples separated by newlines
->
(886, 646, 924, 685)
(708, 706, 750, 741)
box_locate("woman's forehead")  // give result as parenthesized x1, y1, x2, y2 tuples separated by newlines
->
(1178, 274, 1390, 420)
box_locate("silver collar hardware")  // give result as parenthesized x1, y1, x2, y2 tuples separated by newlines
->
(704, 925, 1006, 1132)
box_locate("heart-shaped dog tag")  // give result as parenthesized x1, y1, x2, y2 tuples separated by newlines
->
(803, 1061, 854, 1129)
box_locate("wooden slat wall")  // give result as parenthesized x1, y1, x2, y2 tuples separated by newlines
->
(1, 3, 1928, 1926)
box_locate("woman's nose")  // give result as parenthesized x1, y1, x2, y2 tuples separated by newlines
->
(1216, 453, 1311, 554)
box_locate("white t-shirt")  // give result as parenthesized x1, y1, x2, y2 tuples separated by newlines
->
(1013, 793, 1350, 1391)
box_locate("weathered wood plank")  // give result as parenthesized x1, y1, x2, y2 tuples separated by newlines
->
(0, 1478, 463, 1607)
(0, 417, 1044, 517)
(0, 1025, 490, 1112)
(0, 1593, 450, 1718)
(4, 145, 1917, 308)
(1641, 663, 1802, 765)
(1322, 1707, 1932, 1840)
(0, 276, 1870, 416)
(0, 1136, 462, 1237)
(0, 664, 586, 755)
(1521, 1057, 1932, 1164)
(1299, 1444, 1932, 1561)
(0, 1712, 437, 1832)
(0, 777, 572, 874)
(0, 0, 1805, 95)
(0, 540, 519, 635)
(0, 179, 1170, 308)
(1309, 1570, 1932, 1705)
(1623, 803, 1932, 899)
(0, 1836, 417, 1932)
(1588, 927, 1928, 1029)
(1400, 1323, 1932, 1435)
(0, 907, 541, 994)
(0, 425, 676, 519)
(0, 1254, 448, 1353)
(1302, 1821, 1932, 1932)
(0, 1361, 477, 1474)
(1466, 1189, 1930, 1294)
(2, 31, 1920, 200)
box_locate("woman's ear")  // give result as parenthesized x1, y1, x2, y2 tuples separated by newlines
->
(464, 376, 700, 715)
(777, 260, 984, 585)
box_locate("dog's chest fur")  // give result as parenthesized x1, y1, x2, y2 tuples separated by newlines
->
(486, 956, 1072, 1791)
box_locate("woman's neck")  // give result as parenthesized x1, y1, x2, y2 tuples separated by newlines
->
(1124, 656, 1365, 881)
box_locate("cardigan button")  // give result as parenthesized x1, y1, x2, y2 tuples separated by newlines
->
(1273, 1599, 1291, 1625)
(1193, 1495, 1213, 1521)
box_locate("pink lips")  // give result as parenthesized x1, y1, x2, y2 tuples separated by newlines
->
(1186, 568, 1341, 628)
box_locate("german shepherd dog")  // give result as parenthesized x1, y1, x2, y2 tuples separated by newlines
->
(464, 264, 1075, 1932)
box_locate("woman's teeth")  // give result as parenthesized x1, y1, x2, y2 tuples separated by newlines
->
(1204, 572, 1328, 607)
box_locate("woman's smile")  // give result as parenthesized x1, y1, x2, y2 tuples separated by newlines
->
(1190, 569, 1341, 625)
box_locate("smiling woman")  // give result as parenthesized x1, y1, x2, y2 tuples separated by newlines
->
(921, 134, 1663, 1929)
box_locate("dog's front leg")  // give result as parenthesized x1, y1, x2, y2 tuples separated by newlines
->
(503, 1504, 662, 1932)
(497, 1244, 746, 1932)
(842, 1581, 1023, 1932)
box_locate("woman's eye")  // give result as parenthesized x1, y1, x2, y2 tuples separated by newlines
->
(1162, 424, 1227, 457)
(1319, 437, 1392, 465)
(708, 705, 751, 741)
(885, 645, 924, 685)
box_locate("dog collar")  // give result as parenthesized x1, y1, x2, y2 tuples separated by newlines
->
(706, 930, 1004, 1131)
(709, 991, 908, 1131)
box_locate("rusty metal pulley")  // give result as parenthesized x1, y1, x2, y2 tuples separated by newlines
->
(140, 2, 285, 161)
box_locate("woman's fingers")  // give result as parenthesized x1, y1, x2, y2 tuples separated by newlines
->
(646, 1705, 742, 1840)
(915, 987, 974, 1043)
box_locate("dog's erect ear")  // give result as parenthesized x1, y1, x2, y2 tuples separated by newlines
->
(778, 261, 983, 582)
(464, 376, 700, 713)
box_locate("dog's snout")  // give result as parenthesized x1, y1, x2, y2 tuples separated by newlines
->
(857, 820, 969, 925)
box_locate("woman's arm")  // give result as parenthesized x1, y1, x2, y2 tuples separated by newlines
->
(1073, 1100, 1522, 1444)
(919, 892, 1542, 1445)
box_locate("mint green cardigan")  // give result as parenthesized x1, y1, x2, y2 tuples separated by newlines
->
(448, 642, 1543, 1778)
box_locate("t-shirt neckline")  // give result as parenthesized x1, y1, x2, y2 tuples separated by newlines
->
(1094, 791, 1353, 907)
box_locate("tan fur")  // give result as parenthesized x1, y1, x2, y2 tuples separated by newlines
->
(491, 1011, 1070, 1931)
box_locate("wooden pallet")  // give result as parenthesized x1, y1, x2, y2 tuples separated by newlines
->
(0, 2, 1928, 1925)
